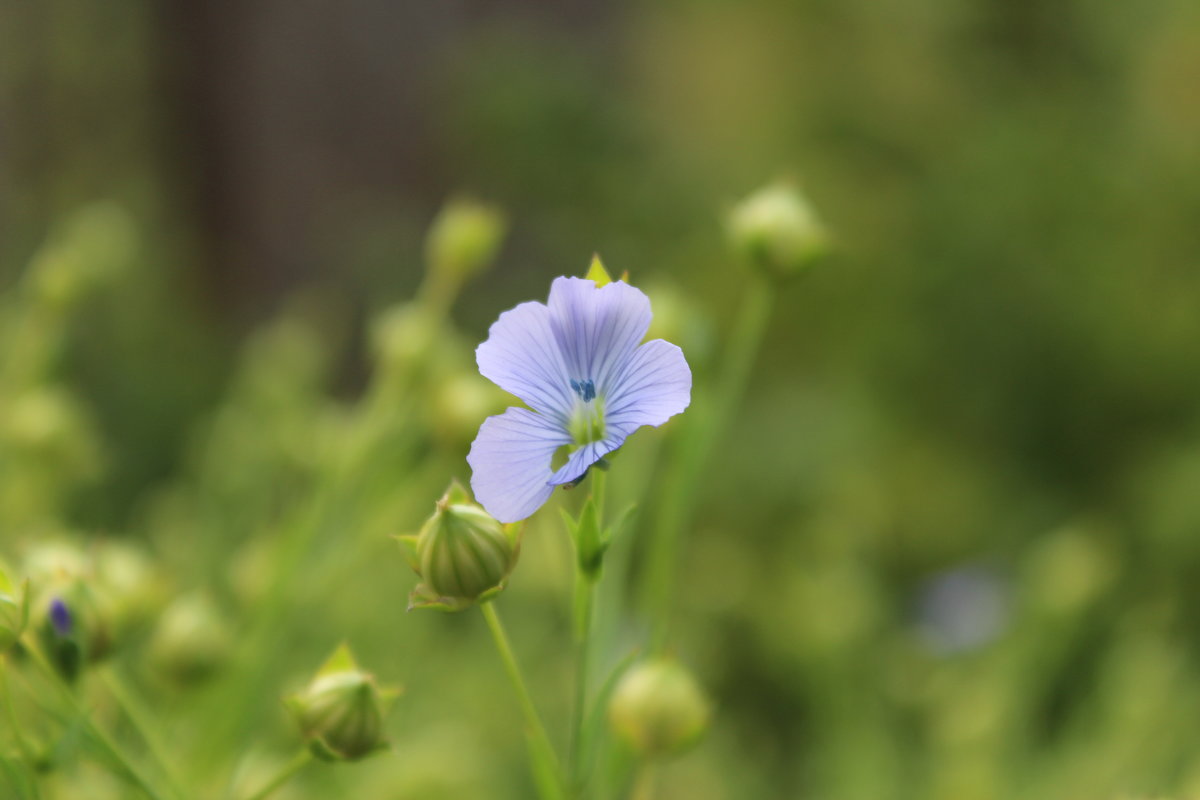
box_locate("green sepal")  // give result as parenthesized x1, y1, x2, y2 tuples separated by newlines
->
(315, 642, 358, 678)
(393, 534, 420, 570)
(407, 580, 509, 612)
(440, 478, 471, 507)
(502, 521, 523, 549)
(562, 500, 607, 579)
(605, 503, 639, 549)
(585, 255, 613, 287)
(306, 735, 390, 763)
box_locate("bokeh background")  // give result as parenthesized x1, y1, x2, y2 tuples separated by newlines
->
(3, 1, 1200, 798)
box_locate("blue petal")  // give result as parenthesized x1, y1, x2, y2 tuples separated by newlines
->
(476, 300, 574, 422)
(604, 339, 692, 434)
(547, 277, 651, 395)
(468, 407, 572, 523)
(548, 433, 627, 487)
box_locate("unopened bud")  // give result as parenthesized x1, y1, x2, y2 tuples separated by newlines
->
(425, 198, 506, 281)
(24, 543, 113, 678)
(371, 303, 437, 375)
(608, 659, 710, 759)
(398, 480, 520, 611)
(94, 542, 163, 637)
(728, 181, 828, 279)
(29, 203, 137, 310)
(148, 593, 231, 686)
(36, 589, 95, 682)
(286, 643, 399, 762)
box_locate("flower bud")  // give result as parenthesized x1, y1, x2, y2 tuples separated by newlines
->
(148, 593, 231, 686)
(23, 542, 114, 677)
(398, 480, 520, 611)
(286, 643, 399, 762)
(28, 203, 137, 311)
(728, 181, 828, 279)
(0, 563, 30, 653)
(371, 302, 438, 376)
(425, 198, 506, 282)
(608, 659, 710, 759)
(429, 373, 505, 447)
(93, 541, 164, 638)
(35, 589, 95, 682)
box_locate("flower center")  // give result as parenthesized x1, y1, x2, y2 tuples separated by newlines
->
(568, 379, 605, 445)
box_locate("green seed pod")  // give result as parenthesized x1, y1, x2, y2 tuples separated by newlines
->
(608, 659, 710, 760)
(398, 480, 520, 612)
(286, 644, 399, 762)
(425, 198, 507, 283)
(728, 181, 828, 279)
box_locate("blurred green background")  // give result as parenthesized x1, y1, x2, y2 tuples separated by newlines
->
(3, 0, 1200, 798)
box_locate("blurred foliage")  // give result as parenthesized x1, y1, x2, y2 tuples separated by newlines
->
(3, 0, 1200, 798)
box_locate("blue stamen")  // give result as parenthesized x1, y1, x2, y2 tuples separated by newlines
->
(49, 597, 73, 636)
(570, 379, 596, 402)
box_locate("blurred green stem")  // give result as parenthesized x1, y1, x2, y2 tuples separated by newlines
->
(642, 276, 775, 651)
(18, 634, 168, 800)
(630, 763, 656, 800)
(481, 602, 566, 800)
(243, 750, 312, 800)
(568, 468, 606, 796)
(99, 665, 187, 800)
(1, 656, 40, 775)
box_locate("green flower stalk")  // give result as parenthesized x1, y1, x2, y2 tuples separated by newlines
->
(398, 480, 521, 611)
(728, 181, 828, 279)
(608, 659, 710, 760)
(286, 643, 400, 762)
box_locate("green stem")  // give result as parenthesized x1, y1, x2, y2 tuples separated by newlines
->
(242, 750, 312, 800)
(1, 656, 40, 773)
(196, 262, 464, 767)
(643, 276, 776, 651)
(480, 602, 565, 800)
(19, 635, 168, 800)
(568, 577, 593, 792)
(99, 666, 188, 800)
(568, 468, 605, 795)
(630, 763, 656, 800)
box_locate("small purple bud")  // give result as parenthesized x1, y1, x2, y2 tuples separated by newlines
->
(49, 597, 73, 636)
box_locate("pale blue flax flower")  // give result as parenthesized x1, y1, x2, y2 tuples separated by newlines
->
(468, 275, 691, 523)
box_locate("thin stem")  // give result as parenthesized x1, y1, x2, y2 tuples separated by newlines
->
(568, 576, 593, 793)
(480, 602, 565, 800)
(242, 750, 312, 800)
(19, 635, 168, 800)
(99, 666, 188, 800)
(568, 468, 606, 795)
(630, 763, 656, 800)
(1, 655, 40, 771)
(642, 277, 776, 651)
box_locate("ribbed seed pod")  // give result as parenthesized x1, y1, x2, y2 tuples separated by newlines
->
(399, 480, 520, 612)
